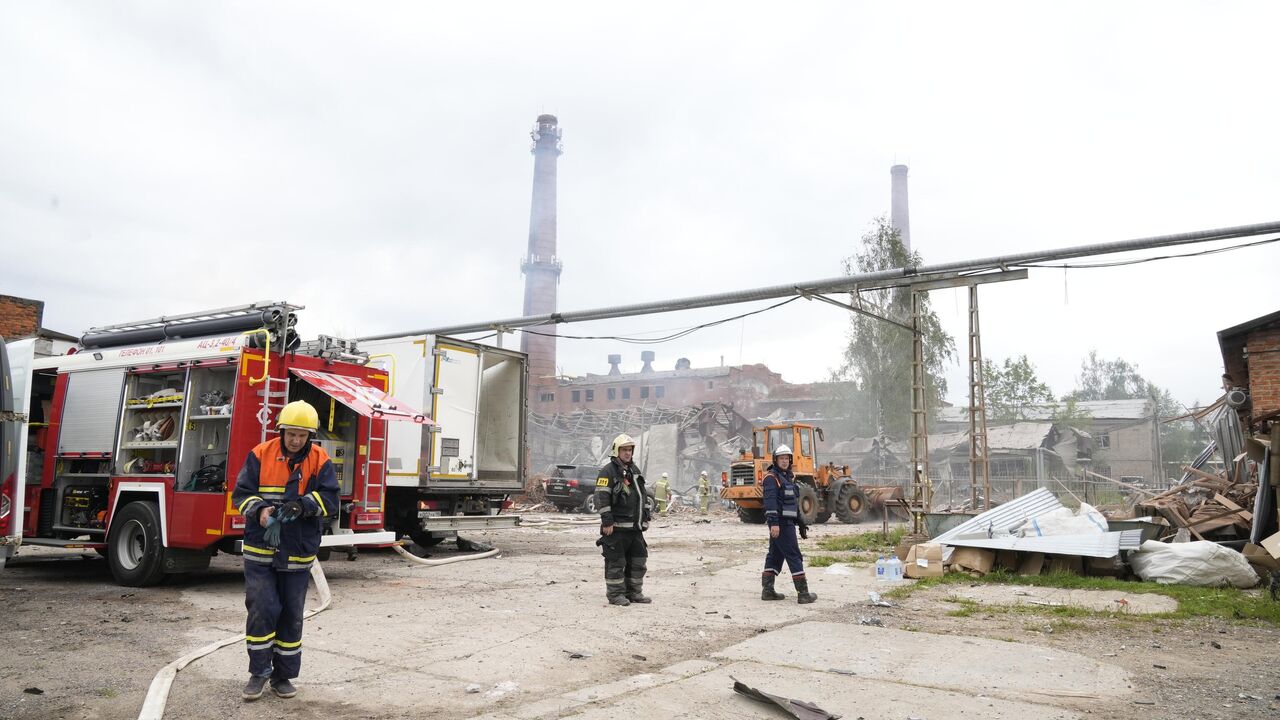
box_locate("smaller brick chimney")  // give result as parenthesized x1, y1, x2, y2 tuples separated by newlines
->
(640, 351, 655, 374)
(607, 354, 622, 375)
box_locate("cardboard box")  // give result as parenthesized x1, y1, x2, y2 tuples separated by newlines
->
(893, 542, 912, 563)
(1244, 542, 1280, 572)
(1260, 531, 1280, 561)
(904, 543, 944, 578)
(1086, 555, 1123, 577)
(1044, 554, 1084, 575)
(996, 550, 1020, 571)
(949, 547, 996, 575)
(1017, 552, 1045, 576)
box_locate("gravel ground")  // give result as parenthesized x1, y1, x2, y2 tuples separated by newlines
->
(0, 509, 1276, 719)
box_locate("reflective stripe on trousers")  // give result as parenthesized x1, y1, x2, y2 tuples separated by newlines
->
(244, 560, 310, 680)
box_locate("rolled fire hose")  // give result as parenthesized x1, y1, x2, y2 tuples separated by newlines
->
(136, 562, 332, 720)
(136, 540, 500, 719)
(392, 542, 500, 565)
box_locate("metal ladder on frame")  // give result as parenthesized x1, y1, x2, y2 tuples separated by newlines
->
(967, 285, 993, 512)
(906, 291, 932, 535)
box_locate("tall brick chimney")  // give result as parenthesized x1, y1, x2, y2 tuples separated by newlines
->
(521, 114, 563, 386)
(890, 164, 911, 253)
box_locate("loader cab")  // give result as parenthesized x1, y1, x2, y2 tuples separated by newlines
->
(760, 424, 816, 479)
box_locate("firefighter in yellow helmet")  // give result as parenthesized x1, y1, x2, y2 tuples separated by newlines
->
(231, 400, 340, 701)
(697, 470, 711, 514)
(594, 433, 653, 605)
(654, 472, 671, 513)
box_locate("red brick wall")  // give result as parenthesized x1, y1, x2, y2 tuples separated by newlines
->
(1247, 328, 1280, 422)
(0, 295, 43, 339)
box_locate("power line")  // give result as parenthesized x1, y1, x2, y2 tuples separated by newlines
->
(1011, 235, 1279, 269)
(517, 297, 802, 344)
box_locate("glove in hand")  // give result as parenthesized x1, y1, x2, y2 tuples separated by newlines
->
(798, 524, 809, 540)
(278, 500, 304, 523)
(262, 516, 282, 547)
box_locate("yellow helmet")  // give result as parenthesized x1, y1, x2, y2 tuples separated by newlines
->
(610, 433, 636, 457)
(278, 400, 319, 433)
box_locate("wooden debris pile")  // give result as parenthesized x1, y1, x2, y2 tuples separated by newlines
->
(1136, 463, 1258, 542)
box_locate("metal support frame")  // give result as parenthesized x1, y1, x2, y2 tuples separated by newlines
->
(906, 291, 931, 534)
(968, 286, 992, 511)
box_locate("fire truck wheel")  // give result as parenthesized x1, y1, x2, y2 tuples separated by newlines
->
(106, 501, 166, 587)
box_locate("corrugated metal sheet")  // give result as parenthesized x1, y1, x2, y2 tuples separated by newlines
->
(933, 488, 1065, 542)
(940, 529, 1144, 558)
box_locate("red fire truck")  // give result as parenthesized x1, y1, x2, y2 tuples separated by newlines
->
(0, 301, 527, 586)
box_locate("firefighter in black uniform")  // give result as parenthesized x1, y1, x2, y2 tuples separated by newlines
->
(595, 433, 653, 606)
(232, 400, 340, 701)
(760, 444, 817, 603)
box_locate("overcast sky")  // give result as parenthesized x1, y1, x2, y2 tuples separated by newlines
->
(3, 1, 1278, 410)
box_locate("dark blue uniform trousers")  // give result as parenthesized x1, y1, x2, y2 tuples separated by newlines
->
(763, 521, 806, 581)
(244, 561, 310, 679)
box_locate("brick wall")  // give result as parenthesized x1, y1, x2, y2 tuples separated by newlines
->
(0, 295, 43, 339)
(1246, 327, 1280, 422)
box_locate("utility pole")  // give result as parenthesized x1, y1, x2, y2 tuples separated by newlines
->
(907, 290, 931, 535)
(968, 285, 992, 511)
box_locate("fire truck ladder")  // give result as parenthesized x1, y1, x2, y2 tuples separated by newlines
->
(361, 420, 387, 512)
(967, 285, 992, 512)
(359, 401, 423, 513)
(257, 376, 291, 443)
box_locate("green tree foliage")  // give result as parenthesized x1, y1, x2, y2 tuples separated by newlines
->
(835, 218, 955, 438)
(982, 355, 1055, 422)
(1065, 350, 1151, 402)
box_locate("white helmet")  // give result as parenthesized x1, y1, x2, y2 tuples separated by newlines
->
(699, 470, 708, 477)
(773, 444, 793, 459)
(610, 433, 636, 457)
(661, 472, 669, 479)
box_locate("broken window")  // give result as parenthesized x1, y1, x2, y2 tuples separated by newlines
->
(622, 387, 631, 400)
(607, 388, 616, 400)
(640, 386, 650, 399)
(1096, 432, 1111, 449)
(655, 386, 665, 399)
(585, 389, 594, 402)
(539, 392, 554, 402)
(571, 390, 581, 402)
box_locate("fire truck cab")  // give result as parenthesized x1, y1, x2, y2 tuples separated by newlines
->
(1, 302, 442, 586)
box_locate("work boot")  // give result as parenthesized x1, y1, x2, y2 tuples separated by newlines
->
(627, 592, 652, 604)
(794, 578, 817, 604)
(761, 573, 785, 601)
(608, 595, 631, 606)
(242, 675, 269, 701)
(270, 678, 297, 699)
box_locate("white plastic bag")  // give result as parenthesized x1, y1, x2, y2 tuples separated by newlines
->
(1022, 502, 1109, 537)
(1128, 540, 1258, 588)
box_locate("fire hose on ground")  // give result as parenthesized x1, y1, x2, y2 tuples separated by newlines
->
(136, 540, 499, 720)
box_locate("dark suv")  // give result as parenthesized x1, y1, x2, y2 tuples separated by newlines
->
(545, 464, 601, 513)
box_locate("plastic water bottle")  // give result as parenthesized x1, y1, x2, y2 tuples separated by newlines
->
(875, 555, 887, 582)
(887, 555, 903, 582)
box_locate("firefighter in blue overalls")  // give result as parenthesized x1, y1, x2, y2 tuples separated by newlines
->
(760, 444, 817, 604)
(232, 400, 340, 701)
